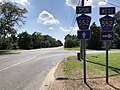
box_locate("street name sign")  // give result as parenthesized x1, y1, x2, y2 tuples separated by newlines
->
(100, 7, 115, 15)
(76, 6, 91, 14)
(76, 14, 91, 30)
(77, 30, 90, 39)
(101, 31, 114, 41)
(99, 15, 115, 31)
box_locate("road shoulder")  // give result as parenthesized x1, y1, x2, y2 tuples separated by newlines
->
(39, 62, 60, 90)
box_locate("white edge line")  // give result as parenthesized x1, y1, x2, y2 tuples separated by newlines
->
(0, 57, 36, 72)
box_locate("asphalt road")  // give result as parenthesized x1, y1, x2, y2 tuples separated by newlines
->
(0, 47, 119, 90)
(0, 47, 75, 90)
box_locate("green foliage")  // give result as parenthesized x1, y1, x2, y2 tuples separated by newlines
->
(56, 40, 63, 46)
(87, 22, 103, 49)
(18, 32, 32, 49)
(64, 34, 79, 48)
(32, 32, 43, 49)
(18, 31, 63, 49)
(112, 11, 120, 49)
(0, 1, 27, 49)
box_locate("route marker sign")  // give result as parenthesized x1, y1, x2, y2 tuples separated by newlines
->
(76, 14, 91, 30)
(99, 15, 115, 31)
(100, 7, 115, 15)
(77, 30, 90, 39)
(99, 6, 115, 84)
(101, 31, 114, 41)
(76, 6, 91, 14)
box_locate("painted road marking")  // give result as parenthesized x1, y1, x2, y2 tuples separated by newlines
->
(0, 57, 36, 72)
(0, 57, 7, 60)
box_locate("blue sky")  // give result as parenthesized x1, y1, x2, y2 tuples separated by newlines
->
(1, 0, 120, 42)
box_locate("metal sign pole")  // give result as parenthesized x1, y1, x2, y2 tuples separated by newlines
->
(81, 0, 84, 60)
(83, 39, 86, 83)
(81, 0, 86, 84)
(106, 41, 109, 83)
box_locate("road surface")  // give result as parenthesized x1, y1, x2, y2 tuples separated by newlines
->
(0, 47, 119, 90)
(0, 47, 75, 90)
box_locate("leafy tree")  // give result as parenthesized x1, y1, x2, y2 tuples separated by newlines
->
(56, 40, 63, 46)
(32, 32, 43, 49)
(112, 11, 120, 48)
(18, 32, 32, 49)
(43, 35, 57, 47)
(0, 1, 27, 49)
(64, 34, 79, 48)
(87, 22, 103, 49)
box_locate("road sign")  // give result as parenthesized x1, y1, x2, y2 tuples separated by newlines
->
(100, 7, 115, 15)
(99, 15, 115, 31)
(76, 14, 91, 30)
(101, 31, 114, 40)
(77, 30, 90, 39)
(76, 6, 91, 14)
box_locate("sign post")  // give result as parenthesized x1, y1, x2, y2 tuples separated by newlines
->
(76, 0, 91, 83)
(76, 4, 91, 83)
(106, 41, 109, 83)
(99, 7, 115, 84)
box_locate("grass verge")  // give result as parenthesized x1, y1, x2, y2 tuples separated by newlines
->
(64, 47, 79, 50)
(64, 48, 120, 51)
(64, 54, 120, 77)
(0, 49, 21, 53)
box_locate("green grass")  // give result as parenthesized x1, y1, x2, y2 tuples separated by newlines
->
(0, 49, 20, 53)
(64, 47, 79, 50)
(64, 54, 120, 76)
(110, 49, 120, 51)
(64, 48, 120, 51)
(87, 54, 120, 74)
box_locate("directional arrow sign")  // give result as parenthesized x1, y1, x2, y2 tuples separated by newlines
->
(77, 30, 91, 39)
(76, 6, 91, 14)
(76, 14, 91, 30)
(101, 31, 114, 41)
(100, 15, 115, 31)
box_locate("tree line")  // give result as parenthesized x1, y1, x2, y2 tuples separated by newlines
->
(64, 11, 120, 49)
(0, 2, 63, 50)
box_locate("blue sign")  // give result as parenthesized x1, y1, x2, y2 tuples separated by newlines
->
(76, 15, 91, 30)
(99, 15, 115, 31)
(101, 31, 114, 41)
(77, 30, 91, 39)
(100, 7, 115, 15)
(76, 6, 91, 14)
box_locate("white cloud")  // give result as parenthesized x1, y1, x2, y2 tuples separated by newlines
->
(59, 26, 78, 32)
(0, 0, 3, 2)
(65, 0, 79, 9)
(38, 10, 60, 25)
(65, 0, 107, 9)
(98, 0, 107, 6)
(11, 0, 30, 5)
(0, 0, 30, 6)
(49, 27, 54, 30)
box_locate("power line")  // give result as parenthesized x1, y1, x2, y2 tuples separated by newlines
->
(69, 0, 81, 35)
(69, 0, 120, 35)
(100, 0, 120, 8)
